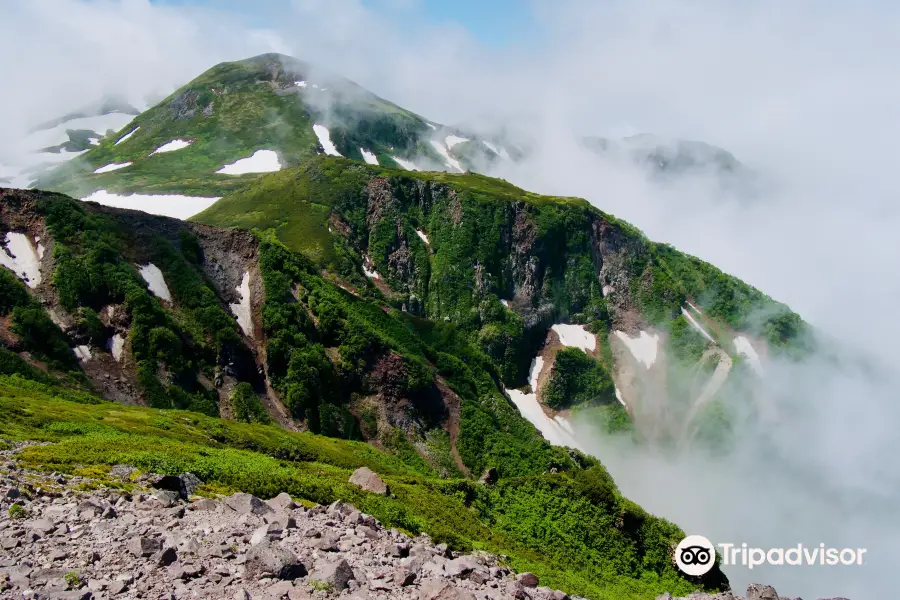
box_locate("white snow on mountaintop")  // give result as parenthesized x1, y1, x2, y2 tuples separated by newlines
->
(116, 127, 139, 145)
(360, 148, 379, 165)
(0, 232, 42, 288)
(551, 324, 597, 352)
(392, 157, 418, 171)
(445, 135, 469, 149)
(93, 162, 132, 174)
(615, 330, 659, 368)
(138, 264, 172, 302)
(81, 190, 220, 220)
(429, 140, 464, 173)
(151, 139, 191, 155)
(216, 150, 282, 175)
(313, 125, 342, 157)
(295, 80, 308, 88)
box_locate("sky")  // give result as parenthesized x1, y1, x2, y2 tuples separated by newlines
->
(2, 1, 900, 597)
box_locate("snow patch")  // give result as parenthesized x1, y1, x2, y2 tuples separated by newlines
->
(73, 345, 92, 362)
(360, 148, 379, 165)
(0, 232, 42, 288)
(138, 264, 172, 302)
(681, 307, 715, 343)
(504, 356, 583, 448)
(482, 142, 511, 160)
(109, 334, 125, 362)
(614, 385, 626, 407)
(551, 324, 596, 352)
(295, 80, 307, 88)
(36, 244, 45, 260)
(230, 271, 254, 339)
(89, 137, 100, 146)
(392, 156, 418, 171)
(500, 299, 509, 308)
(425, 123, 437, 130)
(81, 190, 220, 220)
(362, 256, 381, 280)
(93, 162, 132, 174)
(216, 150, 282, 175)
(445, 135, 469, 149)
(115, 127, 139, 145)
(687, 301, 703, 315)
(151, 139, 191, 154)
(313, 125, 342, 157)
(734, 336, 764, 374)
(429, 140, 464, 172)
(614, 330, 659, 368)
(416, 229, 429, 245)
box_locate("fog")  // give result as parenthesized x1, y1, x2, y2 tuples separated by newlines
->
(2, 1, 899, 597)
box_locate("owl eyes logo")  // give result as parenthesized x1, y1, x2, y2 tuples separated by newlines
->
(675, 535, 716, 576)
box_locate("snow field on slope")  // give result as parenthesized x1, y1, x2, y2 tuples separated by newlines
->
(0, 232, 42, 288)
(138, 264, 172, 302)
(313, 125, 342, 157)
(216, 150, 282, 175)
(614, 330, 659, 368)
(81, 190, 220, 220)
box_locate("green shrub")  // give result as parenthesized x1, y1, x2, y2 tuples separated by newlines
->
(543, 348, 615, 410)
(231, 382, 270, 424)
(8, 504, 27, 519)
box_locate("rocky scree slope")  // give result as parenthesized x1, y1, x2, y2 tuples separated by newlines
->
(195, 156, 813, 453)
(33, 53, 503, 201)
(0, 445, 578, 600)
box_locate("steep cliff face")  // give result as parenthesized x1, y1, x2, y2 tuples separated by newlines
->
(196, 156, 811, 452)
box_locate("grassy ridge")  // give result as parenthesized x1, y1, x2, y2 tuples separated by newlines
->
(0, 374, 726, 600)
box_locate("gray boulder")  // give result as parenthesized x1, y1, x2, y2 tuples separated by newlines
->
(308, 557, 354, 591)
(244, 540, 305, 580)
(348, 467, 388, 495)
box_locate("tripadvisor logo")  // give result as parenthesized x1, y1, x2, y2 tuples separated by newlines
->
(675, 535, 716, 576)
(674, 535, 868, 575)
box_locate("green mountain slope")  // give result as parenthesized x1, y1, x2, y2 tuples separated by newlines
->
(33, 54, 501, 199)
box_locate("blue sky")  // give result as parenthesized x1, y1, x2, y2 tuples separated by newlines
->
(150, 0, 541, 48)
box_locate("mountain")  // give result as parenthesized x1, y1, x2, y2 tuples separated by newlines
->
(0, 183, 736, 599)
(0, 53, 822, 599)
(32, 54, 511, 207)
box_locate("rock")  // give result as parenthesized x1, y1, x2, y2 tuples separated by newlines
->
(309, 557, 354, 591)
(152, 490, 180, 508)
(517, 572, 539, 588)
(747, 584, 780, 600)
(264, 512, 297, 530)
(315, 532, 341, 552)
(108, 579, 129, 595)
(224, 493, 273, 516)
(419, 579, 477, 600)
(127, 535, 162, 557)
(154, 546, 178, 566)
(549, 592, 570, 600)
(189, 498, 217, 511)
(348, 467, 388, 495)
(479, 467, 498, 485)
(446, 556, 481, 579)
(250, 523, 283, 546)
(245, 540, 305, 580)
(178, 473, 202, 498)
(30, 518, 56, 534)
(3, 487, 20, 500)
(233, 588, 251, 600)
(169, 562, 205, 580)
(267, 492, 295, 512)
(268, 579, 296, 598)
(395, 556, 425, 586)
